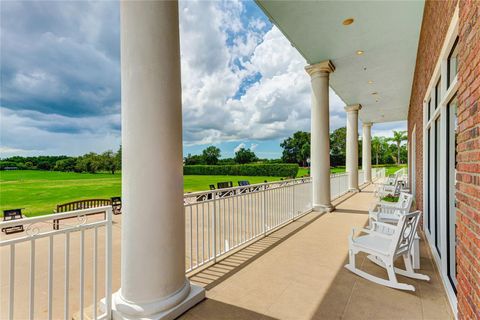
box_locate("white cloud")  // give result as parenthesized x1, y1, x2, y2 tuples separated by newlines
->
(234, 142, 246, 153)
(179, 2, 346, 147)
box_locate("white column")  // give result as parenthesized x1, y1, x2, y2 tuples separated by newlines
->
(113, 1, 204, 319)
(305, 61, 335, 212)
(345, 104, 362, 192)
(362, 122, 373, 183)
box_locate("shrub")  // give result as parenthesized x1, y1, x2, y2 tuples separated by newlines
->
(184, 164, 299, 177)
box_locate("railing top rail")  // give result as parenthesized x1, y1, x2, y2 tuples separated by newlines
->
(184, 176, 311, 198)
(0, 206, 112, 228)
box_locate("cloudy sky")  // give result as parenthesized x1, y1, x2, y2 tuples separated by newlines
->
(0, 0, 405, 159)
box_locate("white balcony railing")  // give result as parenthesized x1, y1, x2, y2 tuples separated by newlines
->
(0, 169, 386, 319)
(0, 207, 113, 320)
(183, 177, 312, 273)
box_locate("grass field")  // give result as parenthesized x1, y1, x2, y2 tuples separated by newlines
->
(0, 165, 405, 217)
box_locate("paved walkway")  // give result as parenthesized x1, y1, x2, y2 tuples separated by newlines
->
(180, 184, 454, 320)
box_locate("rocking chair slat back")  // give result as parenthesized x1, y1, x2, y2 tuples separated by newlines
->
(390, 210, 421, 256)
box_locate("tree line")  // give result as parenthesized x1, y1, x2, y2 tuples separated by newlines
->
(0, 147, 122, 174)
(0, 127, 407, 172)
(281, 128, 408, 167)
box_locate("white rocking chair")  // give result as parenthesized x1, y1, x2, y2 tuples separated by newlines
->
(369, 192, 413, 225)
(345, 211, 430, 291)
(369, 192, 420, 269)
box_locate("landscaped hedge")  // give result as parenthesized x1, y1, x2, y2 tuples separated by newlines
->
(183, 164, 299, 177)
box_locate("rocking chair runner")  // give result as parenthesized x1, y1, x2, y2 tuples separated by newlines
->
(345, 210, 430, 291)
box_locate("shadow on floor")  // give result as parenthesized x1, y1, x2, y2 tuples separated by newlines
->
(188, 213, 322, 290)
(179, 298, 277, 320)
(310, 231, 454, 320)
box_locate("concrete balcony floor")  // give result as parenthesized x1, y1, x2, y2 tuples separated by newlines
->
(180, 184, 454, 320)
(0, 183, 453, 319)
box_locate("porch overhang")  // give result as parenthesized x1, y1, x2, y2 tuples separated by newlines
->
(256, 0, 425, 124)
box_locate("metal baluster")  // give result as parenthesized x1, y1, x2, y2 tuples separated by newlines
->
(64, 232, 70, 320)
(29, 239, 35, 320)
(213, 193, 217, 263)
(105, 208, 113, 320)
(80, 229, 85, 320)
(93, 227, 98, 320)
(9, 244, 15, 320)
(48, 236, 53, 320)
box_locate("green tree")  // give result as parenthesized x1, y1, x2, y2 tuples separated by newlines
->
(280, 131, 311, 166)
(202, 146, 221, 165)
(54, 158, 77, 172)
(330, 127, 347, 166)
(389, 130, 408, 165)
(115, 145, 122, 171)
(184, 153, 205, 165)
(234, 148, 257, 164)
(101, 151, 118, 174)
(75, 153, 101, 173)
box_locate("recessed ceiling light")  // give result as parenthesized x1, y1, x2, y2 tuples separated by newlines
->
(356, 50, 364, 55)
(343, 18, 354, 26)
(368, 80, 374, 84)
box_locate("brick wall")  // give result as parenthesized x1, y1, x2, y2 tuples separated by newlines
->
(456, 1, 480, 318)
(408, 1, 480, 319)
(408, 0, 457, 212)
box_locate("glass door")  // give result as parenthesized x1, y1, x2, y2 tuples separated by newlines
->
(446, 95, 458, 291)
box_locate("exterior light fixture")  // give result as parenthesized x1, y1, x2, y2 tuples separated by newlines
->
(372, 92, 378, 95)
(343, 18, 354, 25)
(368, 80, 374, 84)
(356, 50, 364, 55)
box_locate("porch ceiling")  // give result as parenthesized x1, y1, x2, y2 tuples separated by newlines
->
(256, 0, 425, 124)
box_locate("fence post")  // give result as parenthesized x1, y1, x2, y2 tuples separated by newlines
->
(212, 192, 217, 264)
(105, 207, 113, 319)
(263, 185, 267, 236)
(292, 181, 296, 221)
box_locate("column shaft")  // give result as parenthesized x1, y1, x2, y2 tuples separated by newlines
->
(362, 123, 373, 183)
(115, 1, 204, 318)
(345, 105, 362, 192)
(306, 61, 335, 212)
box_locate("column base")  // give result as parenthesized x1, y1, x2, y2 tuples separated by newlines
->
(313, 204, 335, 213)
(107, 283, 205, 320)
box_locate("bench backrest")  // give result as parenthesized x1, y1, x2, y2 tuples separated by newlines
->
(217, 181, 232, 189)
(3, 209, 22, 221)
(111, 197, 122, 215)
(390, 210, 421, 256)
(56, 199, 112, 213)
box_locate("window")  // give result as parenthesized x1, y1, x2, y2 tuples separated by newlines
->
(427, 99, 431, 120)
(435, 117, 441, 257)
(447, 37, 459, 88)
(427, 127, 431, 233)
(422, 9, 459, 308)
(446, 95, 458, 291)
(435, 78, 441, 110)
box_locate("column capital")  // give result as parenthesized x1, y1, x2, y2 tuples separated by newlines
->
(305, 60, 335, 77)
(344, 104, 362, 113)
(362, 122, 373, 128)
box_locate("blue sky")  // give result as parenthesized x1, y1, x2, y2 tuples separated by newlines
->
(0, 0, 405, 159)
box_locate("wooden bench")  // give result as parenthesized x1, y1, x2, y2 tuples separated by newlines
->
(2, 209, 24, 234)
(53, 199, 112, 230)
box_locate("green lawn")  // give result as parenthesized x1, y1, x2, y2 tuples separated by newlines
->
(0, 170, 284, 217)
(0, 165, 406, 217)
